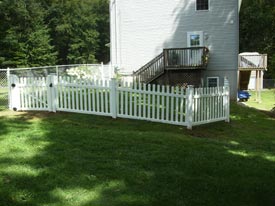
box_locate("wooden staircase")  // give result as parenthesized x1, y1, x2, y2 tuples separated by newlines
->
(133, 47, 209, 84)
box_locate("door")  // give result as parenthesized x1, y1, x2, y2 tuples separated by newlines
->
(187, 31, 204, 65)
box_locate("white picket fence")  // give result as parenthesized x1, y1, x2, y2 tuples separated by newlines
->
(9, 74, 230, 129)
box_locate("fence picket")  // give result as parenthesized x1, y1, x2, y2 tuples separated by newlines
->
(152, 84, 156, 119)
(125, 82, 129, 116)
(148, 84, 151, 119)
(179, 87, 184, 123)
(67, 77, 71, 110)
(92, 82, 95, 112)
(88, 80, 91, 112)
(134, 82, 137, 117)
(161, 85, 165, 121)
(157, 85, 160, 120)
(138, 85, 142, 117)
(166, 85, 169, 121)
(143, 83, 146, 118)
(105, 80, 109, 113)
(170, 86, 174, 122)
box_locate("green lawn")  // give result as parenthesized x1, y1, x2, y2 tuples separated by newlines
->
(0, 103, 275, 206)
(0, 87, 8, 111)
(246, 89, 275, 111)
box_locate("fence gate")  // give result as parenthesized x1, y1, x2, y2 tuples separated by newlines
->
(9, 75, 55, 111)
(0, 70, 9, 111)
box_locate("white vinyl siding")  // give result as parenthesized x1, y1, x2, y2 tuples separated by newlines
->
(110, 0, 239, 96)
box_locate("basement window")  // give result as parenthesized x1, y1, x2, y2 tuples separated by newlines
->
(196, 0, 209, 11)
(207, 77, 219, 87)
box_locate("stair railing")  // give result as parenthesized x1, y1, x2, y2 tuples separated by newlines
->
(133, 53, 164, 84)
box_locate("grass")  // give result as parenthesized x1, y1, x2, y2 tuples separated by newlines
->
(0, 102, 275, 206)
(245, 89, 275, 111)
(0, 87, 8, 111)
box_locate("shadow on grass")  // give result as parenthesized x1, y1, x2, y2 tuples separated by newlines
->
(0, 103, 275, 206)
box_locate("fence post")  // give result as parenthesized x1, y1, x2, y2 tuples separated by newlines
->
(110, 78, 117, 118)
(185, 85, 194, 130)
(56, 66, 59, 79)
(224, 86, 230, 123)
(223, 76, 230, 123)
(51, 74, 58, 112)
(7, 67, 11, 109)
(9, 74, 20, 111)
(47, 74, 58, 112)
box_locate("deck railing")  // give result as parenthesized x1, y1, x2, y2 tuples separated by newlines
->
(164, 47, 209, 69)
(238, 54, 267, 70)
(133, 47, 209, 84)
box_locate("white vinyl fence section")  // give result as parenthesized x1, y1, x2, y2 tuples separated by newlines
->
(57, 77, 112, 117)
(9, 74, 230, 129)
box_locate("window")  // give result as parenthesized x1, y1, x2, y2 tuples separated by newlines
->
(196, 0, 209, 11)
(187, 31, 204, 47)
(190, 34, 200, 46)
(207, 77, 219, 87)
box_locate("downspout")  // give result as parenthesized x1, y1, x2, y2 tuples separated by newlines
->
(114, 0, 118, 65)
(110, 0, 118, 65)
(237, 0, 241, 94)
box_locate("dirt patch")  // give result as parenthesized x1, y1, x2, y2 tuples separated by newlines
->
(261, 110, 275, 119)
(0, 110, 58, 121)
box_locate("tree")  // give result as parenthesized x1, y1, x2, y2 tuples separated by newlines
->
(0, 0, 110, 68)
(0, 0, 57, 68)
(45, 0, 109, 65)
(240, 0, 275, 78)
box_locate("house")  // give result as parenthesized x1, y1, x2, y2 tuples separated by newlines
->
(110, 0, 240, 98)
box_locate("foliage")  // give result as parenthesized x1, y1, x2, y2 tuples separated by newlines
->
(0, 103, 275, 205)
(240, 0, 275, 78)
(66, 65, 103, 79)
(0, 0, 110, 68)
(0, 0, 57, 68)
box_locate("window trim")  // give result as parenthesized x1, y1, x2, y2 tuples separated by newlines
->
(207, 77, 219, 87)
(196, 0, 210, 11)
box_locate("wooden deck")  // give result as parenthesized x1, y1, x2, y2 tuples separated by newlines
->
(238, 53, 267, 103)
(133, 47, 209, 84)
(238, 54, 267, 71)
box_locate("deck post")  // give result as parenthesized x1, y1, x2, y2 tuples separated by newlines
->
(258, 70, 262, 103)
